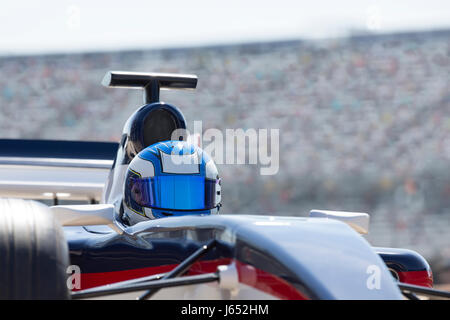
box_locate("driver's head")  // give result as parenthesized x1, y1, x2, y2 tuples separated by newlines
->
(122, 141, 221, 225)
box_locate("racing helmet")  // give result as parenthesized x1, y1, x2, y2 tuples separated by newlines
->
(122, 140, 221, 225)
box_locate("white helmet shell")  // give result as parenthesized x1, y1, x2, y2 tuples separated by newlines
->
(122, 141, 221, 225)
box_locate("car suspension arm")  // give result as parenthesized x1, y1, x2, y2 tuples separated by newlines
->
(399, 283, 450, 299)
(71, 239, 218, 300)
(71, 272, 219, 299)
(138, 239, 217, 300)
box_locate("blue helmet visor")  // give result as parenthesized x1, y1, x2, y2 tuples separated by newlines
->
(128, 175, 219, 211)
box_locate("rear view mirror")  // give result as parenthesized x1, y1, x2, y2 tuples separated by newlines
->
(309, 209, 370, 234)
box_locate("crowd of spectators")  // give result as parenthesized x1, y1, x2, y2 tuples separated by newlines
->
(0, 30, 449, 268)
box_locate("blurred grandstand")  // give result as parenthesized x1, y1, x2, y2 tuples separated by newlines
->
(0, 29, 449, 282)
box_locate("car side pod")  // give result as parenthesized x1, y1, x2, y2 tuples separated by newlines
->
(309, 209, 370, 234)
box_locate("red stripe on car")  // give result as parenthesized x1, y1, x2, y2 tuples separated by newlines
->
(74, 258, 308, 299)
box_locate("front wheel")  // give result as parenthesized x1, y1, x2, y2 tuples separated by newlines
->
(0, 198, 70, 299)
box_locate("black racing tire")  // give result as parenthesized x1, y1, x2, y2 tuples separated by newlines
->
(0, 198, 70, 299)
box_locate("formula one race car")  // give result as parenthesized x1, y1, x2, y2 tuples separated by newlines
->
(0, 71, 449, 300)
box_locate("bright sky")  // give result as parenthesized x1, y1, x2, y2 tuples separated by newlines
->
(1, 0, 449, 55)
